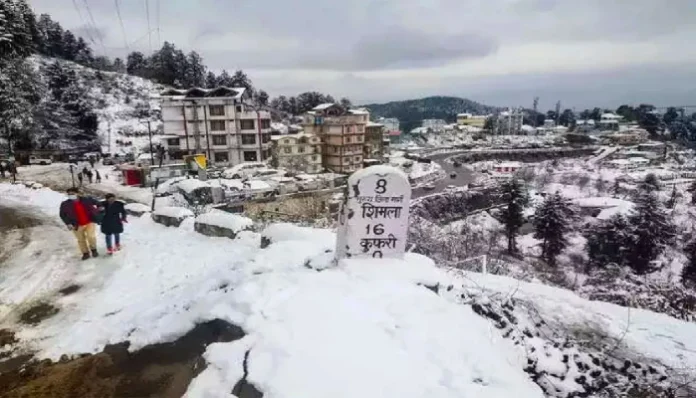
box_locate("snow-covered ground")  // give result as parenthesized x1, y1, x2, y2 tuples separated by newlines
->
(2, 182, 696, 396)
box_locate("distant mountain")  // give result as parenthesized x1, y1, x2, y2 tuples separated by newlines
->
(362, 96, 499, 133)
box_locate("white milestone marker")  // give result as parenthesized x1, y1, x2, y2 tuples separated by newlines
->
(336, 165, 411, 260)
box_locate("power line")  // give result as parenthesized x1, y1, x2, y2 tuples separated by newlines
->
(114, 0, 130, 51)
(155, 0, 161, 47)
(70, 0, 98, 47)
(81, 0, 107, 56)
(144, 0, 152, 53)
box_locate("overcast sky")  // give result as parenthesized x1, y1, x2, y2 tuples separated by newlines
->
(31, 0, 696, 110)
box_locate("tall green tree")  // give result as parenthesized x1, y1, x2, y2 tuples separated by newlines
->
(625, 191, 675, 274)
(533, 192, 575, 266)
(500, 179, 528, 254)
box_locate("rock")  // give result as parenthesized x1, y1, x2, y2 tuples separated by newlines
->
(151, 206, 194, 227)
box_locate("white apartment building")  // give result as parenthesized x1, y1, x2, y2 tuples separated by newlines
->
(495, 109, 523, 135)
(270, 133, 323, 174)
(160, 87, 272, 166)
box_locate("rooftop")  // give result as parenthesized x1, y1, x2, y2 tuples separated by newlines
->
(160, 86, 246, 100)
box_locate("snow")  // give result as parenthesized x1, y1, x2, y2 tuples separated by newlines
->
(245, 179, 272, 191)
(152, 206, 195, 219)
(195, 210, 253, 233)
(596, 203, 635, 220)
(573, 197, 634, 209)
(5, 182, 696, 397)
(124, 203, 150, 213)
(176, 178, 210, 194)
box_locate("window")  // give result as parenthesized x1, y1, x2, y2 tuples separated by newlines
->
(262, 150, 269, 160)
(212, 135, 227, 145)
(355, 156, 362, 162)
(358, 125, 364, 132)
(345, 126, 353, 133)
(167, 138, 180, 146)
(241, 134, 256, 145)
(356, 135, 363, 142)
(214, 152, 229, 162)
(260, 119, 271, 129)
(345, 136, 351, 143)
(262, 133, 270, 143)
(298, 146, 305, 153)
(243, 151, 258, 161)
(210, 120, 226, 131)
(209, 105, 225, 116)
(284, 147, 292, 154)
(312, 155, 318, 161)
(240, 120, 255, 130)
(235, 105, 243, 113)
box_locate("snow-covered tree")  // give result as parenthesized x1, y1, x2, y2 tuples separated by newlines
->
(625, 191, 676, 274)
(205, 71, 217, 88)
(639, 173, 660, 193)
(340, 97, 352, 109)
(559, 109, 576, 127)
(533, 192, 575, 266)
(499, 178, 528, 254)
(126, 51, 147, 76)
(217, 70, 233, 87)
(682, 239, 696, 287)
(585, 214, 630, 269)
(231, 70, 253, 93)
(112, 57, 125, 73)
(185, 51, 206, 88)
(256, 90, 269, 107)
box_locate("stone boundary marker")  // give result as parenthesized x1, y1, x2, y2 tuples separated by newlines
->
(336, 165, 411, 261)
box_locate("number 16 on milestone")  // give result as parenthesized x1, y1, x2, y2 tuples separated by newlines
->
(335, 166, 411, 261)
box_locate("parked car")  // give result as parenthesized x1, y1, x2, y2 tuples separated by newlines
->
(29, 156, 52, 165)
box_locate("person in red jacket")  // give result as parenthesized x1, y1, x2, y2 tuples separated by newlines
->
(59, 187, 100, 260)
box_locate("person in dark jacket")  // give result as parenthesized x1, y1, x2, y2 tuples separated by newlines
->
(60, 187, 100, 260)
(99, 193, 127, 255)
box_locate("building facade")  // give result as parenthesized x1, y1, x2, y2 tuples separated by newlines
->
(495, 109, 524, 135)
(270, 133, 323, 174)
(303, 103, 368, 174)
(363, 122, 388, 162)
(456, 113, 487, 128)
(160, 87, 272, 166)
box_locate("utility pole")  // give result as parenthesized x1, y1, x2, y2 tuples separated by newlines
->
(555, 100, 561, 126)
(532, 97, 539, 128)
(69, 164, 76, 188)
(147, 121, 154, 166)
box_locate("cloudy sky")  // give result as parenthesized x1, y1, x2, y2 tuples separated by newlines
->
(31, 0, 696, 110)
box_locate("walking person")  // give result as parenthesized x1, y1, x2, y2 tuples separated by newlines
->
(99, 193, 127, 255)
(59, 187, 100, 260)
(77, 172, 84, 186)
(82, 167, 93, 183)
(95, 169, 102, 183)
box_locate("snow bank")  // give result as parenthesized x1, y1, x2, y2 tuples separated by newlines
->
(573, 197, 634, 209)
(195, 210, 253, 233)
(260, 223, 335, 247)
(124, 203, 150, 216)
(189, 257, 544, 398)
(153, 206, 194, 219)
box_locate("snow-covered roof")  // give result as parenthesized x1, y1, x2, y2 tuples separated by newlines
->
(596, 203, 634, 220)
(609, 159, 631, 165)
(629, 157, 650, 163)
(349, 108, 370, 115)
(366, 121, 384, 127)
(521, 125, 535, 132)
(573, 197, 634, 209)
(313, 103, 336, 111)
(495, 162, 522, 168)
(601, 113, 621, 120)
(160, 86, 246, 100)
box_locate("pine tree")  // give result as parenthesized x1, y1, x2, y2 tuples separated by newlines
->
(0, 0, 34, 59)
(499, 178, 528, 254)
(682, 239, 696, 287)
(112, 57, 125, 73)
(533, 192, 575, 266)
(205, 71, 217, 88)
(231, 69, 253, 93)
(126, 51, 147, 76)
(185, 51, 206, 88)
(61, 30, 78, 60)
(0, 58, 43, 151)
(256, 90, 269, 107)
(667, 185, 678, 209)
(217, 70, 233, 87)
(74, 37, 93, 65)
(585, 214, 630, 269)
(625, 190, 676, 274)
(639, 173, 661, 193)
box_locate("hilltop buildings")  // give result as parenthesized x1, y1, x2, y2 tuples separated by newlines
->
(159, 87, 272, 166)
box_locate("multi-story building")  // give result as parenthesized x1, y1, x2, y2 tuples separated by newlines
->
(495, 109, 524, 135)
(364, 121, 388, 162)
(456, 113, 487, 128)
(270, 133, 323, 174)
(159, 87, 272, 166)
(303, 103, 368, 174)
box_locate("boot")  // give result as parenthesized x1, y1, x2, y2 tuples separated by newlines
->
(91, 249, 99, 258)
(107, 247, 114, 255)
(81, 253, 90, 261)
(115, 244, 122, 251)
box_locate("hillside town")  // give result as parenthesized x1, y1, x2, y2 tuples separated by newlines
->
(2, 0, 696, 397)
